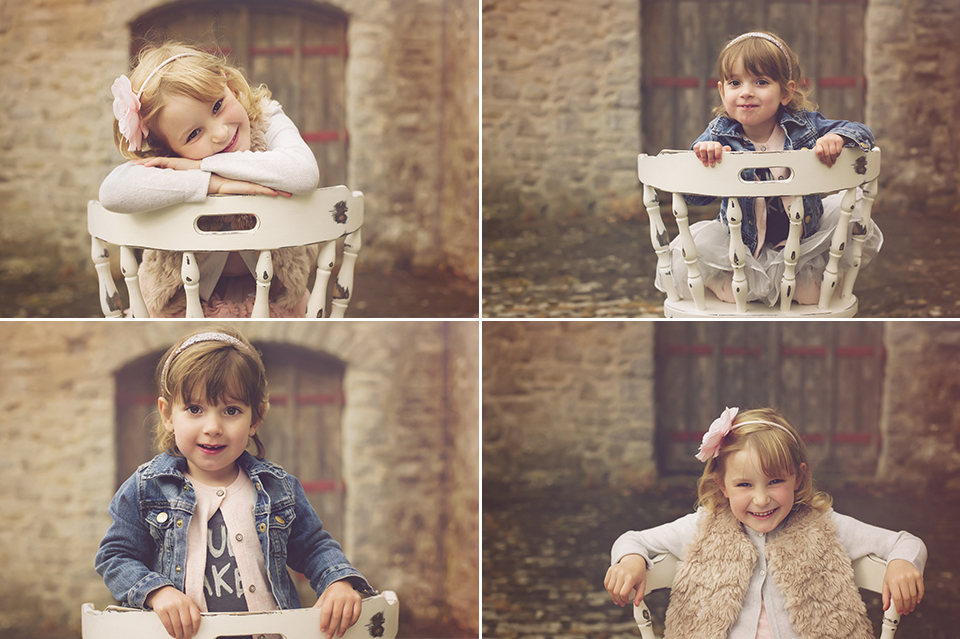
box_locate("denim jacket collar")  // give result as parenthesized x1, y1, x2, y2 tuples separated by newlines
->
(141, 450, 287, 484)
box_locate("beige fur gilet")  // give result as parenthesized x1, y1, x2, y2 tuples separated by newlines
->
(664, 506, 873, 639)
(137, 115, 318, 316)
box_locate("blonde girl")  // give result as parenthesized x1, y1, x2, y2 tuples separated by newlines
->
(604, 407, 925, 639)
(655, 32, 883, 307)
(100, 42, 321, 317)
(97, 327, 371, 639)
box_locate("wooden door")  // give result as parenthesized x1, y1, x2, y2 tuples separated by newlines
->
(114, 343, 346, 540)
(642, 0, 867, 155)
(655, 322, 884, 477)
(131, 1, 348, 184)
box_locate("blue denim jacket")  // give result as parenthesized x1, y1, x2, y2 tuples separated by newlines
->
(95, 451, 372, 610)
(685, 107, 875, 254)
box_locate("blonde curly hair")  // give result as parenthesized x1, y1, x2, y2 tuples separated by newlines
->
(113, 42, 271, 160)
(713, 31, 816, 118)
(696, 408, 832, 513)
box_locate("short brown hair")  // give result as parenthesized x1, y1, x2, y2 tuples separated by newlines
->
(154, 326, 269, 459)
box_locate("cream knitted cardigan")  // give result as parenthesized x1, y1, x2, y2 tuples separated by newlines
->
(136, 111, 318, 316)
(664, 505, 873, 639)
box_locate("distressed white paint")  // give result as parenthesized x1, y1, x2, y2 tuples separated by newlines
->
(81, 591, 398, 639)
(88, 187, 364, 318)
(637, 148, 881, 317)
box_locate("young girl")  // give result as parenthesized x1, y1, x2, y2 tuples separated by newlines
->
(655, 32, 883, 307)
(96, 327, 371, 639)
(604, 407, 926, 639)
(100, 42, 321, 317)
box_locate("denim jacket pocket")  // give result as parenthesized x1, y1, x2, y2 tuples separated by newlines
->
(144, 507, 177, 572)
(266, 505, 297, 557)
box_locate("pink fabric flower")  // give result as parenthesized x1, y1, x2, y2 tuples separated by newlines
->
(695, 406, 739, 462)
(111, 75, 146, 151)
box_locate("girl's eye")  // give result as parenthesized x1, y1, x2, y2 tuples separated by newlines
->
(186, 129, 200, 143)
(225, 406, 242, 416)
(186, 405, 202, 415)
(770, 478, 784, 485)
(213, 98, 223, 115)
(737, 482, 751, 488)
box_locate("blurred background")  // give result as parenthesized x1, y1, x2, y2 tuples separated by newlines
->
(0, 0, 479, 318)
(0, 320, 478, 638)
(483, 320, 959, 637)
(482, 1, 960, 317)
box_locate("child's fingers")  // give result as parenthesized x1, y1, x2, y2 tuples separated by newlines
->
(326, 603, 343, 639)
(882, 583, 890, 611)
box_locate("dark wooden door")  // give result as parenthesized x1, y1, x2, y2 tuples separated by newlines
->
(642, 0, 867, 155)
(131, 0, 348, 184)
(655, 322, 884, 477)
(114, 343, 346, 540)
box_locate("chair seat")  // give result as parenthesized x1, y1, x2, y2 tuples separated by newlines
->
(664, 292, 858, 318)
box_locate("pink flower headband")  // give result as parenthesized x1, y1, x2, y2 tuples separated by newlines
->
(695, 407, 800, 462)
(160, 332, 251, 394)
(111, 52, 202, 151)
(724, 32, 792, 81)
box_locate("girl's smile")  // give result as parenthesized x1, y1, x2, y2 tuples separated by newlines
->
(719, 447, 805, 533)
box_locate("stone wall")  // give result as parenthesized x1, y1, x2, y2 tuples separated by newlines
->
(482, 0, 642, 221)
(482, 321, 657, 490)
(866, 0, 960, 215)
(0, 0, 479, 284)
(0, 321, 478, 635)
(879, 322, 960, 490)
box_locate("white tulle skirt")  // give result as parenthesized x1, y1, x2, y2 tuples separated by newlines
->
(655, 189, 882, 307)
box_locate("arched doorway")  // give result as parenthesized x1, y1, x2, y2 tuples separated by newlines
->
(130, 0, 349, 184)
(113, 342, 347, 544)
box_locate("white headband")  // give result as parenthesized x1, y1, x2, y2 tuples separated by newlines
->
(160, 332, 250, 394)
(724, 32, 792, 80)
(696, 407, 800, 462)
(136, 52, 203, 100)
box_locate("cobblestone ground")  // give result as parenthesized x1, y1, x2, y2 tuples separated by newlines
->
(482, 205, 960, 318)
(482, 482, 958, 639)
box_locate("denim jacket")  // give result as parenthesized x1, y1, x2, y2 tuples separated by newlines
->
(95, 451, 373, 610)
(685, 107, 875, 254)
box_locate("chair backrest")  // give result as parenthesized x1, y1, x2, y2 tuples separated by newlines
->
(81, 590, 398, 639)
(88, 186, 362, 318)
(632, 553, 900, 639)
(638, 147, 880, 316)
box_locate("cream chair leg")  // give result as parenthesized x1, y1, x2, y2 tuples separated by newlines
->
(633, 601, 658, 639)
(643, 184, 679, 303)
(879, 604, 900, 639)
(330, 229, 361, 318)
(251, 250, 273, 318)
(673, 194, 705, 310)
(120, 246, 149, 318)
(780, 196, 803, 311)
(726, 198, 749, 313)
(841, 178, 877, 302)
(181, 251, 203, 318)
(819, 188, 856, 309)
(91, 237, 122, 318)
(307, 241, 336, 318)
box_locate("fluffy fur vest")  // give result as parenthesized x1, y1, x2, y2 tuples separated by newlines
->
(664, 506, 873, 639)
(137, 113, 317, 316)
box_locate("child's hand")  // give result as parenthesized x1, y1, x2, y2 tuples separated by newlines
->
(882, 558, 924, 615)
(145, 585, 202, 639)
(314, 579, 362, 639)
(693, 141, 732, 167)
(208, 174, 292, 198)
(604, 554, 647, 607)
(814, 133, 845, 167)
(132, 157, 202, 171)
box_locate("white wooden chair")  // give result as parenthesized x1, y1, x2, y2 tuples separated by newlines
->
(81, 590, 397, 639)
(638, 147, 880, 317)
(633, 553, 901, 639)
(89, 186, 363, 318)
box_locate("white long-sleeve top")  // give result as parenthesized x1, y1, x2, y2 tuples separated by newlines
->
(98, 99, 319, 214)
(611, 508, 927, 639)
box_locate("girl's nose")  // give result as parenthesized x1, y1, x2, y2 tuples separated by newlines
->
(202, 416, 223, 434)
(211, 125, 230, 144)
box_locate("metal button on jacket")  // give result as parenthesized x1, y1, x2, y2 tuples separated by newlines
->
(156, 512, 168, 524)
